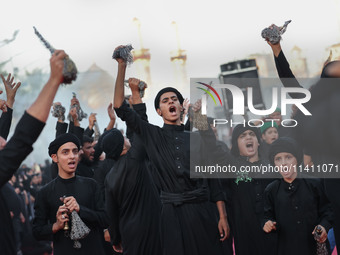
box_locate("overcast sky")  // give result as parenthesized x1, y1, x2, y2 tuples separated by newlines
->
(2, 0, 339, 77)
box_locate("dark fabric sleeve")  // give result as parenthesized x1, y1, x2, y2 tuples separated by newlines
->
(127, 103, 149, 145)
(274, 51, 305, 99)
(263, 183, 277, 228)
(32, 188, 53, 240)
(199, 128, 235, 175)
(0, 112, 45, 188)
(124, 102, 148, 141)
(78, 180, 108, 229)
(115, 102, 154, 140)
(93, 160, 114, 202)
(84, 127, 94, 138)
(197, 128, 226, 202)
(312, 180, 334, 232)
(0, 107, 13, 139)
(55, 121, 68, 138)
(208, 179, 226, 202)
(132, 103, 148, 122)
(93, 142, 103, 162)
(184, 118, 192, 131)
(105, 176, 121, 245)
(72, 126, 84, 145)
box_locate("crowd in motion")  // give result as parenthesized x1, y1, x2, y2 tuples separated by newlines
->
(0, 27, 340, 255)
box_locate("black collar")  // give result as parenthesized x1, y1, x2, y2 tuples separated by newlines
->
(162, 123, 185, 131)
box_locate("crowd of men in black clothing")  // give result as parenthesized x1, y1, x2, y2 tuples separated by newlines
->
(0, 27, 340, 255)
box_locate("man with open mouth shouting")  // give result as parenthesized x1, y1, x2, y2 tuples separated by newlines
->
(217, 123, 277, 255)
(113, 45, 229, 255)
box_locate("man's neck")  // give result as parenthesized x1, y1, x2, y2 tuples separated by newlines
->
(163, 119, 181, 126)
(58, 170, 75, 179)
(283, 173, 297, 183)
(248, 153, 259, 163)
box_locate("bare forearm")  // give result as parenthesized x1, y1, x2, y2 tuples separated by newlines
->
(7, 99, 14, 109)
(271, 43, 282, 57)
(131, 90, 142, 105)
(113, 63, 127, 108)
(216, 201, 227, 218)
(106, 119, 115, 130)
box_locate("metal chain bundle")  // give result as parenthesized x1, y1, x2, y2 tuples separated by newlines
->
(33, 26, 78, 84)
(67, 92, 88, 122)
(112, 44, 134, 65)
(70, 211, 91, 249)
(51, 103, 66, 122)
(261, 20, 291, 45)
(314, 225, 328, 255)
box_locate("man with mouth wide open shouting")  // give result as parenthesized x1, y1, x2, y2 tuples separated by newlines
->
(112, 45, 229, 255)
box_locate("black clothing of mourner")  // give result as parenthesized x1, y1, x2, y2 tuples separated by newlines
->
(105, 135, 161, 254)
(76, 157, 96, 178)
(215, 124, 277, 255)
(115, 102, 225, 255)
(94, 158, 115, 201)
(273, 50, 303, 138)
(259, 141, 271, 165)
(32, 175, 108, 255)
(274, 50, 340, 252)
(0, 107, 13, 140)
(220, 157, 277, 255)
(2, 182, 24, 252)
(105, 102, 161, 254)
(264, 177, 333, 255)
(0, 111, 45, 254)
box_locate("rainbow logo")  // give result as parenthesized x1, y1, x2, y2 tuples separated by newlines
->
(196, 82, 222, 106)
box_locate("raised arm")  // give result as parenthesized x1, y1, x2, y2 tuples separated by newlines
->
(0, 73, 21, 139)
(113, 46, 127, 109)
(106, 103, 116, 131)
(1, 73, 21, 109)
(0, 50, 66, 188)
(266, 40, 304, 98)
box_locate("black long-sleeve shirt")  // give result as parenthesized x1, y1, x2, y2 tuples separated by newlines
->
(0, 111, 45, 255)
(33, 175, 107, 255)
(115, 102, 225, 255)
(264, 177, 333, 255)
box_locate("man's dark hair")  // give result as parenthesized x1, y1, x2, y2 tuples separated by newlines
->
(82, 135, 93, 146)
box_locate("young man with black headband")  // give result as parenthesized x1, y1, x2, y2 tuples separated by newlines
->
(113, 46, 229, 255)
(32, 133, 107, 255)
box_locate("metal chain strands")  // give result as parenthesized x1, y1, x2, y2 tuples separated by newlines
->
(33, 26, 78, 84)
(261, 20, 291, 45)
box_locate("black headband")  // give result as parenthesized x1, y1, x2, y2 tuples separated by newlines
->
(48, 133, 80, 156)
(154, 87, 184, 110)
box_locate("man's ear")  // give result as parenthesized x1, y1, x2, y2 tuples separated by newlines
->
(156, 108, 162, 116)
(51, 154, 58, 163)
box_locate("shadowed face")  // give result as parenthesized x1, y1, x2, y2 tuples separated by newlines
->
(82, 142, 95, 162)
